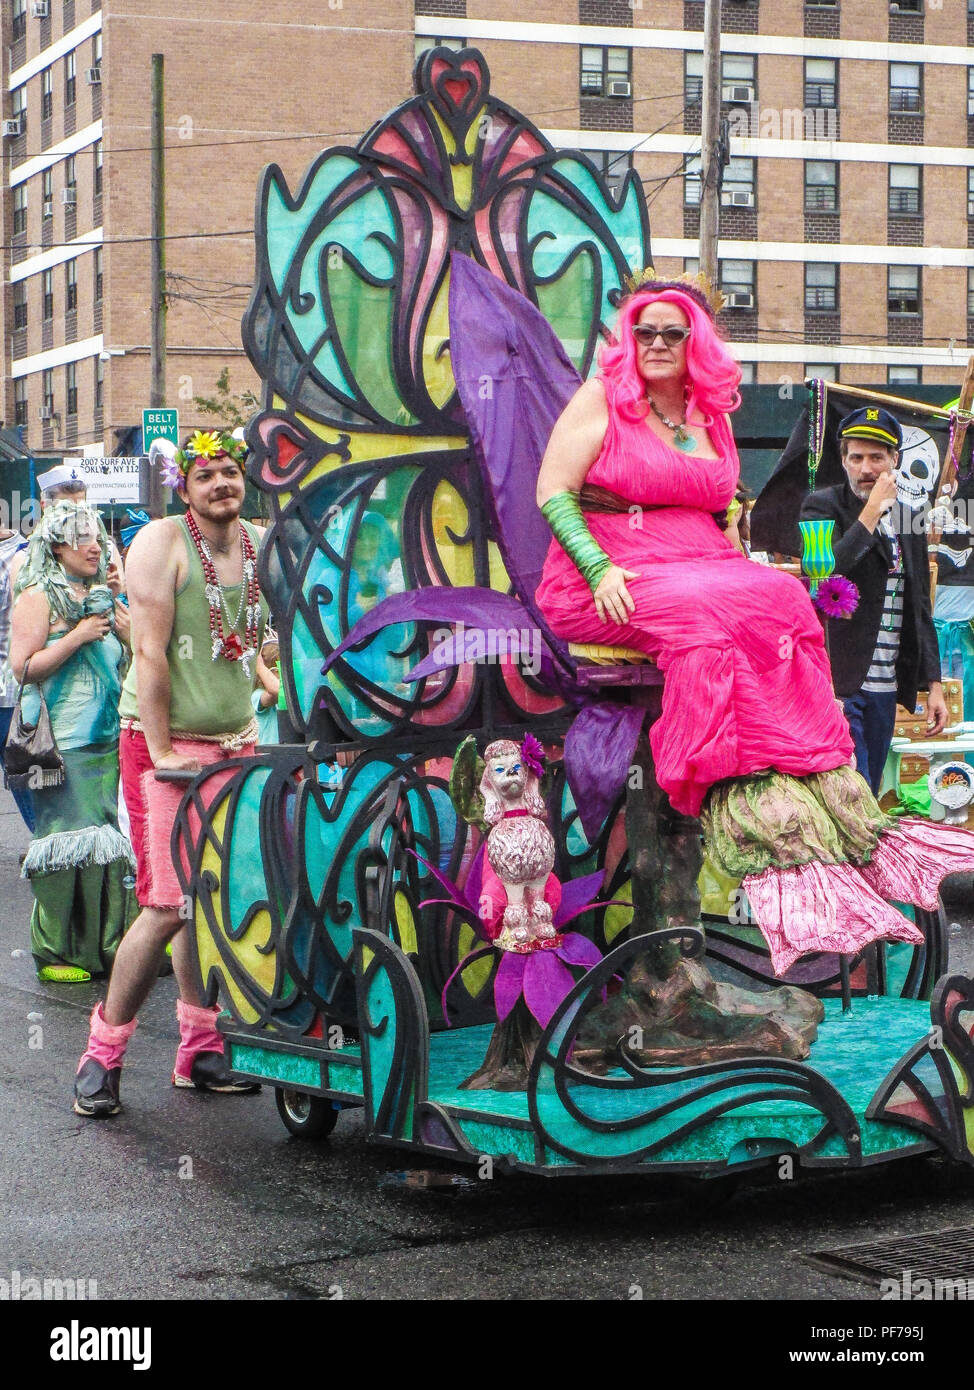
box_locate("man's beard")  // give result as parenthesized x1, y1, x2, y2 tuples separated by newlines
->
(192, 491, 243, 521)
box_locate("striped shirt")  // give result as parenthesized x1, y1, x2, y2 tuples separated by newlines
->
(862, 516, 903, 694)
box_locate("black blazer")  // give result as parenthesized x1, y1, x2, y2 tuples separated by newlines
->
(799, 482, 941, 708)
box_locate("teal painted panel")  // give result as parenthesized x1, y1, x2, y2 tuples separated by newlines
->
(225, 765, 273, 924)
(362, 953, 410, 1132)
(231, 1044, 320, 1087)
(426, 1000, 932, 1168)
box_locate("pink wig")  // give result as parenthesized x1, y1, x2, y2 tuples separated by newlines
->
(599, 288, 742, 426)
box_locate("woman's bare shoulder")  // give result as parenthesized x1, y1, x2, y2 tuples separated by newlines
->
(560, 376, 609, 429)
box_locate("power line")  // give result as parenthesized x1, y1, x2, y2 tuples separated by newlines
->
(0, 91, 691, 163)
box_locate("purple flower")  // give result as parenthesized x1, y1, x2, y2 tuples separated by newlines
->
(812, 575, 859, 619)
(159, 456, 184, 490)
(494, 931, 603, 1029)
(520, 731, 545, 778)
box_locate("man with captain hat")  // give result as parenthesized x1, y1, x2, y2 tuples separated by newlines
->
(799, 405, 946, 793)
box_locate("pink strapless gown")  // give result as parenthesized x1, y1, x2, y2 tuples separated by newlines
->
(536, 399, 854, 818)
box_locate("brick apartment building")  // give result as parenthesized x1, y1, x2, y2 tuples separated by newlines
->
(3, 1, 974, 462)
(0, 1, 413, 460)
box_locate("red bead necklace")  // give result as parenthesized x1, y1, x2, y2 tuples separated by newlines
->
(185, 510, 261, 675)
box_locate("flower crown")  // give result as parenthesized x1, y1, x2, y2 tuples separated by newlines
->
(621, 265, 726, 316)
(166, 430, 248, 487)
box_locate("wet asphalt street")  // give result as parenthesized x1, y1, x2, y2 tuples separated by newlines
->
(3, 783, 974, 1306)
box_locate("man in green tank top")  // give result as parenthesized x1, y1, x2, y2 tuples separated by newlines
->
(74, 430, 267, 1117)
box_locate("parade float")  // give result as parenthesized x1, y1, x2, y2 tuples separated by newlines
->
(171, 47, 974, 1180)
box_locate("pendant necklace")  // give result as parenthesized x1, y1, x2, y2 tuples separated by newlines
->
(185, 511, 261, 677)
(648, 396, 697, 453)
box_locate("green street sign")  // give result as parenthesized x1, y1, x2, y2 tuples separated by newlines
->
(142, 408, 179, 446)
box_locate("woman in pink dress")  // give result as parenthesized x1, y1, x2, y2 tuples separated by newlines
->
(535, 276, 974, 974)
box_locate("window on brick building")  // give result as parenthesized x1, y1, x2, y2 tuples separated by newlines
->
(720, 156, 755, 209)
(93, 140, 102, 197)
(93, 32, 102, 70)
(42, 369, 54, 415)
(889, 164, 921, 216)
(12, 0, 27, 42)
(66, 363, 78, 416)
(94, 247, 103, 301)
(13, 185, 27, 236)
(889, 364, 920, 384)
(888, 264, 920, 314)
(889, 63, 921, 113)
(42, 168, 53, 218)
(737, 363, 755, 384)
(94, 356, 104, 410)
(969, 170, 974, 218)
(892, 0, 922, 12)
(65, 155, 77, 197)
(579, 149, 633, 197)
(580, 46, 631, 99)
(414, 36, 465, 59)
(11, 86, 26, 137)
(805, 262, 837, 310)
(13, 282, 27, 331)
(805, 160, 837, 211)
(685, 54, 703, 105)
(806, 0, 837, 6)
(684, 155, 702, 206)
(720, 259, 755, 308)
(807, 364, 838, 381)
(14, 379, 27, 429)
(42, 67, 53, 122)
(968, 68, 974, 118)
(42, 270, 53, 321)
(65, 259, 77, 311)
(968, 268, 974, 316)
(805, 59, 836, 109)
(65, 52, 77, 108)
(721, 54, 755, 104)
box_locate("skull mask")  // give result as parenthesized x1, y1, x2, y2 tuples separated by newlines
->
(895, 425, 940, 510)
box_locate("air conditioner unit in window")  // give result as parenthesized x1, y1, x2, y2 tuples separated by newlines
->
(86, 67, 101, 85)
(722, 189, 755, 208)
(607, 79, 632, 98)
(61, 187, 76, 205)
(42, 199, 53, 217)
(30, 0, 48, 16)
(37, 406, 52, 420)
(726, 291, 754, 308)
(721, 84, 755, 104)
(2, 119, 21, 137)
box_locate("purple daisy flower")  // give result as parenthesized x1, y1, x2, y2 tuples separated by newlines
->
(812, 575, 859, 619)
(520, 731, 545, 778)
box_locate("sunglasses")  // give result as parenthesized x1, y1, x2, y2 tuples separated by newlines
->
(632, 324, 691, 347)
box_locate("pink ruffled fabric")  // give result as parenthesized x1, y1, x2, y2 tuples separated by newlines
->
(859, 817, 974, 911)
(743, 861, 923, 977)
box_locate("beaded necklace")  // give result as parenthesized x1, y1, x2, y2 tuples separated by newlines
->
(184, 510, 261, 678)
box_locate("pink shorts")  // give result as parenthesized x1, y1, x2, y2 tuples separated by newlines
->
(119, 724, 255, 909)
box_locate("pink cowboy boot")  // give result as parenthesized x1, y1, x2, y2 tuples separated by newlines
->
(73, 1002, 138, 1118)
(172, 999, 259, 1094)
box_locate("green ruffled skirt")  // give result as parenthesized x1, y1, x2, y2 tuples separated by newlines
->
(25, 742, 137, 976)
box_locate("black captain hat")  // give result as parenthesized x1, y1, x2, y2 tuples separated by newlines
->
(837, 406, 903, 451)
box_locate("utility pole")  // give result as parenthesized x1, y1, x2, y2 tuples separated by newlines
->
(148, 53, 166, 515)
(698, 0, 722, 287)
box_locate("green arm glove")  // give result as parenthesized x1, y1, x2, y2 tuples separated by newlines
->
(541, 490, 612, 595)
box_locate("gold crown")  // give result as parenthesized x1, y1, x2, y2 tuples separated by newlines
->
(621, 265, 727, 314)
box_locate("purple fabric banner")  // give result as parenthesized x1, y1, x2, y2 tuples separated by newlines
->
(563, 701, 646, 841)
(448, 252, 581, 653)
